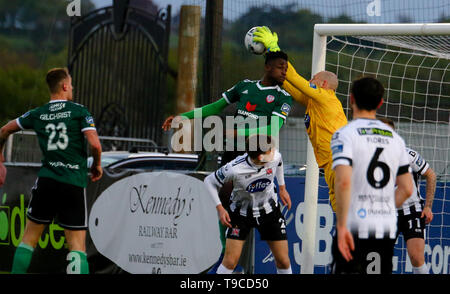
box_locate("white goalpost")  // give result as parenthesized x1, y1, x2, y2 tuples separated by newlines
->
(303, 23, 450, 274)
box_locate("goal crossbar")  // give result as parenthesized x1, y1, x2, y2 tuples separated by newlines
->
(314, 23, 450, 36)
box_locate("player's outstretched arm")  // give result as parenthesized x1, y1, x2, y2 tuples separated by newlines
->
(283, 80, 308, 106)
(285, 61, 333, 103)
(0, 120, 21, 186)
(162, 98, 229, 131)
(84, 130, 103, 182)
(0, 120, 21, 154)
(254, 27, 327, 103)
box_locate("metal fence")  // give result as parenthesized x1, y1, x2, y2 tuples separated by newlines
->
(68, 1, 171, 145)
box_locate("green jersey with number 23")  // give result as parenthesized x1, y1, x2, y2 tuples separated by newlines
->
(17, 100, 96, 188)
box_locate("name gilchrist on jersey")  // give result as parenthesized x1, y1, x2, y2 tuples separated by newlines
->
(331, 119, 411, 239)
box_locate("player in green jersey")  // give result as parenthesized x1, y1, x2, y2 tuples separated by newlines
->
(162, 51, 292, 144)
(162, 51, 293, 273)
(0, 68, 102, 274)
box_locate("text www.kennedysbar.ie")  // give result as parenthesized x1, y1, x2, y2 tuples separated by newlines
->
(128, 252, 187, 267)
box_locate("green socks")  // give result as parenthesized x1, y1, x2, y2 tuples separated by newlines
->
(11, 242, 34, 274)
(66, 250, 89, 274)
(11, 244, 89, 274)
(219, 221, 226, 254)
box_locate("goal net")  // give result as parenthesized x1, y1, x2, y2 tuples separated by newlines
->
(307, 24, 450, 274)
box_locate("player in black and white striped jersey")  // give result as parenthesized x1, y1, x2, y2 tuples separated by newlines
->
(204, 135, 292, 274)
(330, 77, 414, 274)
(379, 117, 436, 274)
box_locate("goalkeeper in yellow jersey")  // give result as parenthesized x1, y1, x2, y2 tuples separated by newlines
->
(254, 26, 348, 211)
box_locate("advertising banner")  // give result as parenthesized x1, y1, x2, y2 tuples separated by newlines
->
(2, 166, 448, 274)
(254, 177, 450, 274)
(0, 165, 68, 273)
(0, 166, 221, 274)
(89, 171, 221, 274)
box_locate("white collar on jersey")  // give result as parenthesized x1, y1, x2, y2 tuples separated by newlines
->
(256, 80, 279, 90)
(49, 99, 68, 103)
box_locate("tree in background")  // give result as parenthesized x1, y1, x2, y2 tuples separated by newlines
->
(0, 0, 95, 125)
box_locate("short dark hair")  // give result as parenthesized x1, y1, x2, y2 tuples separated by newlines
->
(46, 68, 69, 94)
(264, 51, 288, 65)
(377, 117, 395, 129)
(246, 135, 274, 159)
(350, 76, 384, 111)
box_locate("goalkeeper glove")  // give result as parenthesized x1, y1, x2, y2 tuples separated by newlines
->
(253, 26, 280, 52)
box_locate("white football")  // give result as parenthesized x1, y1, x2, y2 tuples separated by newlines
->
(244, 27, 266, 55)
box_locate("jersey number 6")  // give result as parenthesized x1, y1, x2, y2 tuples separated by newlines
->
(367, 147, 390, 189)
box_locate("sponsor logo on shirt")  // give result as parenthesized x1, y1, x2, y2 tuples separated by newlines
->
(332, 144, 343, 154)
(21, 111, 31, 118)
(266, 168, 273, 175)
(246, 101, 257, 112)
(415, 156, 423, 167)
(309, 82, 317, 89)
(357, 128, 393, 137)
(266, 95, 275, 103)
(49, 103, 66, 112)
(237, 109, 259, 120)
(48, 161, 80, 170)
(358, 208, 367, 218)
(281, 103, 291, 115)
(216, 168, 226, 182)
(85, 116, 95, 127)
(246, 178, 271, 193)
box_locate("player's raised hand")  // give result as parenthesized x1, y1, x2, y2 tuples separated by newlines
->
(162, 115, 184, 131)
(253, 26, 280, 52)
(162, 115, 175, 131)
